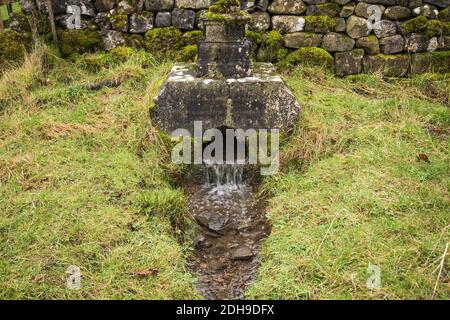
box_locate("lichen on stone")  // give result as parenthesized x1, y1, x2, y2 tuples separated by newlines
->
(110, 14, 129, 30)
(280, 47, 333, 68)
(401, 16, 428, 34)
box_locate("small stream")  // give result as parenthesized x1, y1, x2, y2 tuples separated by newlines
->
(184, 164, 270, 300)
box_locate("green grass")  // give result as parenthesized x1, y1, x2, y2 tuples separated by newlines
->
(246, 68, 450, 299)
(0, 44, 449, 299)
(0, 2, 20, 21)
(0, 44, 199, 299)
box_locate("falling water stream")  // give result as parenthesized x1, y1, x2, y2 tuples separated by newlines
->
(184, 163, 270, 300)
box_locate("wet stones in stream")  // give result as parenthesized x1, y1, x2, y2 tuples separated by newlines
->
(186, 179, 269, 300)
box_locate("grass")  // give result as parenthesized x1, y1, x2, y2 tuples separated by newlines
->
(0, 44, 449, 299)
(0, 2, 20, 21)
(0, 44, 199, 299)
(246, 68, 450, 299)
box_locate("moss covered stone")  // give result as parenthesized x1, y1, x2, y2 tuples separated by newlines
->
(110, 14, 129, 32)
(281, 47, 333, 68)
(182, 30, 204, 45)
(127, 34, 146, 49)
(431, 50, 450, 72)
(314, 3, 340, 17)
(401, 16, 428, 34)
(426, 19, 444, 37)
(0, 29, 32, 68)
(177, 45, 198, 62)
(256, 30, 288, 62)
(305, 15, 337, 33)
(59, 29, 102, 57)
(205, 0, 250, 21)
(145, 27, 185, 60)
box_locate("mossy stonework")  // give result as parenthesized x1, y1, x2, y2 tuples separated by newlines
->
(8, 0, 450, 76)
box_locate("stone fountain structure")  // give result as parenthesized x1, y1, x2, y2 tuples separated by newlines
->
(151, 4, 300, 134)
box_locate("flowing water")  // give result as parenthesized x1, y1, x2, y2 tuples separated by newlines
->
(184, 163, 270, 300)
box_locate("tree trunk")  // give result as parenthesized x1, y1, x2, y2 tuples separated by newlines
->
(45, 0, 59, 49)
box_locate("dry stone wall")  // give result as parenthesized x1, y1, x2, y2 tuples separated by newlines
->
(16, 0, 450, 76)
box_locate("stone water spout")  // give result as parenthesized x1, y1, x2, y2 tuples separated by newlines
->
(151, 3, 300, 134)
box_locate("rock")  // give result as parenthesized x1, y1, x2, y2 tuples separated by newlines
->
(19, 0, 36, 14)
(400, 16, 428, 34)
(427, 37, 439, 51)
(356, 35, 380, 54)
(346, 15, 371, 38)
(284, 32, 323, 48)
(155, 11, 172, 27)
(363, 53, 410, 76)
(230, 246, 254, 260)
(101, 29, 126, 50)
(335, 17, 347, 31)
(175, 0, 210, 9)
(272, 15, 306, 33)
(406, 33, 430, 52)
(94, 0, 116, 11)
(95, 12, 112, 30)
(268, 0, 307, 14)
(356, 0, 408, 5)
(334, 49, 365, 76)
(373, 19, 397, 37)
(439, 35, 450, 49)
(409, 0, 423, 8)
(383, 6, 412, 19)
(355, 2, 385, 18)
(248, 12, 271, 32)
(423, 0, 450, 8)
(171, 8, 195, 30)
(322, 32, 355, 51)
(340, 4, 355, 18)
(208, 258, 228, 271)
(116, 0, 144, 14)
(110, 14, 129, 32)
(196, 212, 230, 234)
(412, 5, 439, 19)
(379, 34, 404, 53)
(306, 3, 341, 17)
(127, 34, 146, 48)
(335, 0, 351, 4)
(145, 0, 174, 11)
(411, 52, 432, 72)
(304, 15, 336, 32)
(129, 11, 154, 33)
(303, 0, 327, 3)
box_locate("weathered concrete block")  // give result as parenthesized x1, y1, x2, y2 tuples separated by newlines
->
(335, 49, 365, 76)
(152, 64, 301, 133)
